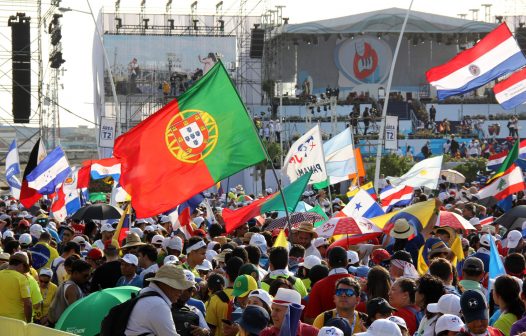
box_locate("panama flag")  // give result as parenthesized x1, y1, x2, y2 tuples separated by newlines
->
(494, 67, 526, 109)
(283, 125, 327, 184)
(476, 164, 526, 201)
(426, 23, 526, 99)
(167, 193, 205, 238)
(380, 185, 414, 211)
(5, 139, 21, 199)
(27, 146, 71, 195)
(341, 188, 384, 219)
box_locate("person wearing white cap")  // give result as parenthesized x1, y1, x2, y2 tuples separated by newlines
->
(130, 227, 144, 239)
(313, 237, 329, 258)
(151, 234, 165, 249)
(347, 250, 360, 267)
(163, 255, 180, 266)
(159, 215, 173, 234)
(506, 230, 524, 253)
(249, 233, 268, 256)
(317, 326, 344, 336)
(29, 223, 45, 240)
(196, 259, 213, 277)
(427, 294, 461, 317)
(92, 223, 116, 250)
(298, 255, 322, 291)
(387, 316, 409, 336)
(260, 288, 319, 336)
(434, 314, 463, 336)
(355, 319, 402, 336)
(116, 254, 142, 287)
(35, 268, 57, 325)
(162, 236, 183, 257)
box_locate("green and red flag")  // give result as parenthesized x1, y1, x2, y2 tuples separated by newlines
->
(113, 61, 266, 217)
(487, 139, 519, 184)
(222, 172, 312, 233)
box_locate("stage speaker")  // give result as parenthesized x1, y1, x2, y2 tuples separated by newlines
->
(516, 27, 526, 54)
(250, 28, 264, 58)
(9, 14, 31, 124)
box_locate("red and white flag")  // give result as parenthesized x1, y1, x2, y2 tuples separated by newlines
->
(476, 164, 526, 200)
(380, 185, 414, 211)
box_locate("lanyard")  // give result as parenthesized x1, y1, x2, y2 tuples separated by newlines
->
(122, 274, 137, 285)
(335, 311, 356, 333)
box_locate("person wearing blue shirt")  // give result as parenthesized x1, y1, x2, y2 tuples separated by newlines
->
(116, 254, 142, 288)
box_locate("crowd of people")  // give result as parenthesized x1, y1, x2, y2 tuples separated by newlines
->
(0, 180, 525, 336)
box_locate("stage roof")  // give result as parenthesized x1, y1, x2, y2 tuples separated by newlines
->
(281, 7, 497, 35)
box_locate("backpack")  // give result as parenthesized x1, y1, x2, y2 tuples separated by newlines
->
(171, 305, 200, 336)
(48, 280, 84, 324)
(51, 258, 64, 285)
(100, 291, 161, 336)
(213, 290, 235, 320)
(262, 273, 297, 288)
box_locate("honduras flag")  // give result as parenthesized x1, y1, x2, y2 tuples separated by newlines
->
(5, 139, 21, 198)
(341, 188, 384, 219)
(27, 146, 71, 195)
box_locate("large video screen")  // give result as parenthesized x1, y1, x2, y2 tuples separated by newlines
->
(103, 35, 237, 96)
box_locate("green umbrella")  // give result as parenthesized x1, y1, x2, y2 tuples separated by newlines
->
(89, 192, 107, 202)
(55, 286, 140, 336)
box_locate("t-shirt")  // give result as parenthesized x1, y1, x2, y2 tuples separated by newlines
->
(34, 282, 57, 321)
(260, 322, 319, 336)
(393, 305, 420, 336)
(90, 260, 122, 292)
(494, 312, 518, 336)
(304, 273, 350, 320)
(205, 288, 233, 336)
(0, 269, 31, 321)
(28, 274, 43, 306)
(116, 274, 142, 288)
(510, 314, 526, 336)
(312, 309, 364, 334)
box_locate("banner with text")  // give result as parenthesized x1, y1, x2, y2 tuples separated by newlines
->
(385, 115, 398, 150)
(99, 118, 116, 148)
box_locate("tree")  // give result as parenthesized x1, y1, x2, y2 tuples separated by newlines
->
(365, 154, 413, 182)
(256, 140, 282, 192)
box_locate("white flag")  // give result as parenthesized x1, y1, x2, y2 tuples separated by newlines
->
(283, 125, 327, 184)
(388, 156, 443, 189)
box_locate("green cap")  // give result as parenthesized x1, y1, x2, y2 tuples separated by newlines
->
(239, 263, 260, 282)
(232, 274, 258, 298)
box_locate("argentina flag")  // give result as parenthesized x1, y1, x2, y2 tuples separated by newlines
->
(5, 139, 21, 199)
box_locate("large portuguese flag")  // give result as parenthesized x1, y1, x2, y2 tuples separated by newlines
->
(114, 61, 266, 217)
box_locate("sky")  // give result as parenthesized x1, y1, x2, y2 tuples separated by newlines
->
(1, 0, 524, 129)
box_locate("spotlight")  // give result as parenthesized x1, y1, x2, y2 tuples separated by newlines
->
(143, 18, 149, 29)
(218, 19, 224, 31)
(168, 19, 174, 29)
(193, 19, 199, 30)
(115, 17, 122, 29)
(283, 17, 289, 24)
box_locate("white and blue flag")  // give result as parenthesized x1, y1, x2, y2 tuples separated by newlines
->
(27, 146, 71, 195)
(322, 127, 356, 185)
(341, 188, 384, 219)
(5, 139, 21, 198)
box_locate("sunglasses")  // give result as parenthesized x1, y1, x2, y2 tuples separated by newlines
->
(39, 279, 50, 284)
(335, 288, 356, 297)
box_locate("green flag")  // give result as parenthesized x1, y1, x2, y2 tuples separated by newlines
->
(309, 205, 329, 227)
(488, 140, 519, 183)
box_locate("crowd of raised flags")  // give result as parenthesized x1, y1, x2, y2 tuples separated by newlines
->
(3, 22, 526, 336)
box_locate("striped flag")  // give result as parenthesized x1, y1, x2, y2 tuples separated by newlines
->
(426, 23, 526, 99)
(5, 139, 21, 199)
(341, 189, 384, 219)
(113, 204, 131, 247)
(26, 146, 71, 195)
(487, 151, 508, 171)
(479, 216, 494, 226)
(380, 185, 414, 211)
(477, 164, 526, 200)
(494, 67, 526, 109)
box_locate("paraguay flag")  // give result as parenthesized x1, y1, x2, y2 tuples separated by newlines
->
(426, 23, 526, 99)
(88, 157, 121, 180)
(494, 67, 526, 110)
(487, 151, 508, 171)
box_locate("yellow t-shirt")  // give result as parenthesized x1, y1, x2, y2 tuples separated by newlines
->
(205, 288, 233, 336)
(313, 309, 364, 334)
(35, 242, 59, 269)
(0, 269, 31, 321)
(34, 282, 57, 320)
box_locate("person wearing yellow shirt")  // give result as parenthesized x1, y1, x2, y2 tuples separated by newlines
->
(312, 277, 366, 334)
(34, 268, 57, 326)
(0, 252, 33, 322)
(31, 231, 59, 270)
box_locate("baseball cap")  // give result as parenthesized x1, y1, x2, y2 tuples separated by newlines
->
(194, 229, 206, 238)
(248, 289, 273, 308)
(348, 265, 371, 278)
(163, 255, 180, 265)
(232, 274, 258, 298)
(160, 215, 171, 223)
(325, 317, 353, 335)
(18, 219, 30, 227)
(130, 227, 144, 238)
(435, 314, 463, 334)
(347, 250, 359, 264)
(299, 255, 322, 270)
(101, 223, 116, 233)
(196, 259, 213, 271)
(239, 263, 260, 281)
(135, 218, 148, 225)
(366, 298, 397, 317)
(2, 230, 14, 239)
(318, 327, 344, 336)
(121, 253, 139, 266)
(87, 248, 104, 261)
(460, 290, 488, 323)
(183, 269, 196, 285)
(205, 249, 218, 262)
(235, 304, 270, 335)
(39, 268, 53, 278)
(19, 233, 32, 246)
(387, 316, 407, 331)
(427, 294, 461, 316)
(463, 257, 484, 273)
(390, 250, 413, 264)
(371, 249, 391, 265)
(273, 288, 302, 306)
(479, 234, 493, 248)
(144, 225, 156, 233)
(163, 236, 183, 251)
(355, 319, 402, 336)
(507, 230, 523, 248)
(29, 224, 45, 238)
(313, 237, 328, 248)
(249, 233, 268, 255)
(151, 234, 165, 246)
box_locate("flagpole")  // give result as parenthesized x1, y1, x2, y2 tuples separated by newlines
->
(327, 182, 334, 216)
(374, 0, 414, 193)
(224, 177, 230, 207)
(318, 121, 333, 216)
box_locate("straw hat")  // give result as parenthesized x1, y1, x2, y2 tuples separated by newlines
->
(146, 264, 195, 290)
(121, 232, 145, 248)
(292, 221, 318, 238)
(390, 218, 415, 239)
